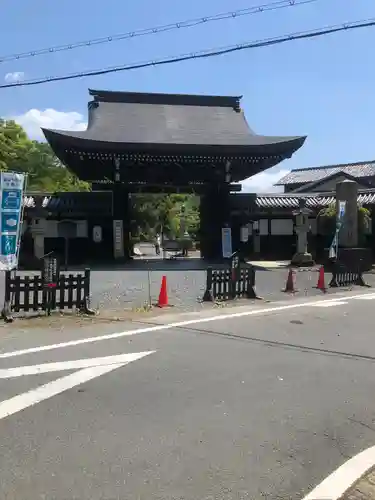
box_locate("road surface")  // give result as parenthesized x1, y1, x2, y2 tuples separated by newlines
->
(1, 291, 375, 499)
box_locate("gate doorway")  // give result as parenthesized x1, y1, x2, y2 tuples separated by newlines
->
(130, 193, 200, 260)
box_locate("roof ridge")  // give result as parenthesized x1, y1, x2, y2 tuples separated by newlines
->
(287, 159, 375, 173)
(257, 187, 375, 197)
(88, 89, 242, 109)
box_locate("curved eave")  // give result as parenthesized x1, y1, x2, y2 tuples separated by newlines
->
(43, 128, 306, 158)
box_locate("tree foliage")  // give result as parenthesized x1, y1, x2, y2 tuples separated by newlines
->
(0, 118, 90, 191)
(0, 119, 32, 171)
(131, 193, 200, 241)
(317, 203, 371, 244)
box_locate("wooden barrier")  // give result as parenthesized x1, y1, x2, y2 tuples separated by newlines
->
(203, 266, 257, 302)
(1, 268, 95, 322)
(329, 261, 370, 288)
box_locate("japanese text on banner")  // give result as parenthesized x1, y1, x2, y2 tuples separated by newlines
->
(0, 172, 25, 271)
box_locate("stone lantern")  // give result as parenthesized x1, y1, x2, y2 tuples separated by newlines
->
(291, 199, 314, 267)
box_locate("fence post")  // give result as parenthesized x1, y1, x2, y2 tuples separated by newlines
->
(80, 268, 95, 315)
(245, 266, 257, 299)
(202, 267, 214, 302)
(1, 271, 13, 323)
(328, 262, 339, 288)
(356, 259, 370, 287)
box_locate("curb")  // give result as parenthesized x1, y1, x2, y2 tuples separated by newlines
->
(302, 445, 375, 500)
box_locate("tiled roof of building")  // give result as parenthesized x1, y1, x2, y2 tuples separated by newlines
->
(255, 191, 375, 208)
(43, 89, 305, 148)
(275, 161, 375, 186)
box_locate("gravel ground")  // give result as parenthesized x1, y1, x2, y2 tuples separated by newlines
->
(1, 242, 374, 319)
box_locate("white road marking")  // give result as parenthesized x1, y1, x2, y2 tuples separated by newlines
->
(352, 293, 375, 300)
(0, 351, 154, 421)
(303, 444, 375, 500)
(0, 292, 374, 360)
(310, 301, 348, 308)
(0, 351, 155, 379)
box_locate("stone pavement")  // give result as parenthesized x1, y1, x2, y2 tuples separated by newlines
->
(343, 468, 375, 500)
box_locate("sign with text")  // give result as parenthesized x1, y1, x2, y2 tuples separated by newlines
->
(113, 220, 124, 258)
(338, 200, 346, 220)
(0, 172, 25, 270)
(221, 227, 232, 259)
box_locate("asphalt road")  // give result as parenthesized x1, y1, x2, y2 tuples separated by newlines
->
(1, 291, 375, 499)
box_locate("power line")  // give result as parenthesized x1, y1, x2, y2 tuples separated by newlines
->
(0, 0, 317, 63)
(2, 18, 374, 89)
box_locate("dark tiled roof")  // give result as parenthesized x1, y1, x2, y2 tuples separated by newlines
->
(276, 161, 375, 186)
(255, 192, 375, 209)
(43, 89, 305, 148)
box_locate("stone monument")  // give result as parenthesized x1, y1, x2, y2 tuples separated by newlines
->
(335, 180, 358, 248)
(291, 198, 314, 266)
(334, 179, 371, 270)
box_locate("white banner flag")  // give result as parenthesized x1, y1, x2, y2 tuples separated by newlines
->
(0, 171, 25, 271)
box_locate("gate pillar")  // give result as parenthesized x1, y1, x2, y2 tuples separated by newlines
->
(200, 185, 231, 260)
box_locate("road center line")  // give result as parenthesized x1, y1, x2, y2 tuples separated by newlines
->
(310, 301, 348, 307)
(0, 292, 373, 359)
(352, 293, 375, 300)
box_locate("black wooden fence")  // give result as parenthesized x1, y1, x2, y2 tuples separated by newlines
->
(1, 266, 95, 322)
(329, 261, 370, 288)
(203, 266, 258, 301)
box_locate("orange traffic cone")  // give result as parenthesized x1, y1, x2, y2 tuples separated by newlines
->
(157, 275, 168, 307)
(283, 268, 298, 293)
(315, 266, 326, 293)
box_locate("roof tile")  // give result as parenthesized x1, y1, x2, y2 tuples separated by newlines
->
(255, 192, 375, 208)
(276, 161, 375, 185)
(44, 89, 305, 148)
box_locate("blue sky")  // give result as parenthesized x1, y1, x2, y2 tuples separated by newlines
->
(1, 0, 375, 191)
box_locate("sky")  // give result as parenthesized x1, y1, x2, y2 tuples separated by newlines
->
(1, 0, 375, 192)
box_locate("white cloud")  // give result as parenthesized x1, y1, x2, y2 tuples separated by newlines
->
(12, 109, 87, 140)
(4, 71, 25, 83)
(241, 168, 289, 193)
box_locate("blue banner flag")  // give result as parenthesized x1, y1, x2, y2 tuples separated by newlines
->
(0, 172, 25, 270)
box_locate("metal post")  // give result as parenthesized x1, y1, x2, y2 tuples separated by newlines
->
(147, 265, 152, 308)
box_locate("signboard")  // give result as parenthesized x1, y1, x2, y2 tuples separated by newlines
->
(221, 227, 232, 258)
(42, 255, 59, 288)
(240, 226, 249, 243)
(93, 225, 102, 243)
(0, 172, 25, 271)
(338, 200, 346, 220)
(113, 220, 124, 258)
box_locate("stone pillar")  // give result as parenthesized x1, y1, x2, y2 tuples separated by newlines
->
(336, 180, 358, 247)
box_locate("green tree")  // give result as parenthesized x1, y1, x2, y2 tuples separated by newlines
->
(18, 141, 90, 192)
(0, 118, 89, 192)
(131, 193, 200, 241)
(317, 203, 372, 246)
(0, 119, 33, 170)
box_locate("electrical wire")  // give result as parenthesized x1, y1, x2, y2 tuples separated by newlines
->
(0, 0, 318, 63)
(2, 18, 374, 89)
